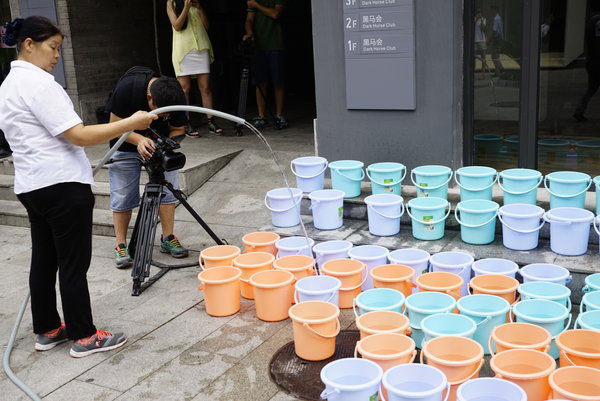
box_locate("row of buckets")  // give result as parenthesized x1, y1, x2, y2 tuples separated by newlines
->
(290, 156, 600, 211)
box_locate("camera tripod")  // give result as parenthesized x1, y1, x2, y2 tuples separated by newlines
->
(128, 166, 224, 296)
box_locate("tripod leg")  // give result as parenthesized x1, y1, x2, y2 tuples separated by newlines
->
(236, 67, 250, 136)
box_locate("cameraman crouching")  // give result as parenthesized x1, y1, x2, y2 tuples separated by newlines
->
(107, 68, 190, 268)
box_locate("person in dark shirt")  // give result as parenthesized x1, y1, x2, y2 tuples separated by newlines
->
(108, 72, 190, 268)
(574, 8, 600, 121)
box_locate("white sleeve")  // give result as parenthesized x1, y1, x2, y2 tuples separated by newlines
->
(28, 81, 83, 137)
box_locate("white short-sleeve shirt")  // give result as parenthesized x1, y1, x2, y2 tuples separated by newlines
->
(0, 60, 93, 194)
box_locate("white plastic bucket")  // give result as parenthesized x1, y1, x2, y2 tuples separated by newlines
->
(429, 251, 474, 296)
(544, 207, 594, 256)
(388, 249, 431, 294)
(456, 377, 526, 401)
(472, 258, 518, 278)
(291, 156, 327, 193)
(382, 363, 450, 401)
(294, 275, 341, 306)
(309, 189, 345, 230)
(275, 236, 315, 258)
(519, 263, 572, 286)
(498, 203, 545, 251)
(365, 194, 405, 236)
(320, 358, 383, 400)
(349, 245, 390, 291)
(264, 188, 302, 228)
(313, 240, 353, 269)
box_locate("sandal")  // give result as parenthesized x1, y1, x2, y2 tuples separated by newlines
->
(207, 118, 224, 136)
(185, 123, 200, 138)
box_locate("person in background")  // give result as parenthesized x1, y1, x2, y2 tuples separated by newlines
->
(0, 16, 157, 357)
(474, 9, 488, 80)
(243, 0, 288, 130)
(167, 0, 223, 136)
(490, 5, 504, 77)
(574, 5, 600, 122)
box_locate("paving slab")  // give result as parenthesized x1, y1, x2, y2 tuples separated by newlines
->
(43, 381, 122, 401)
(269, 391, 302, 401)
(260, 215, 365, 242)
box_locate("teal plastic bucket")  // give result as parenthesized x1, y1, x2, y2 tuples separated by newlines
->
(455, 200, 499, 245)
(498, 168, 543, 205)
(474, 134, 502, 162)
(457, 294, 510, 354)
(320, 358, 383, 401)
(364, 194, 404, 236)
(544, 171, 592, 209)
(421, 313, 476, 347)
(575, 310, 600, 330)
(503, 136, 519, 162)
(411, 165, 453, 200)
(595, 176, 600, 215)
(405, 291, 456, 348)
(511, 298, 571, 359)
(538, 138, 570, 165)
(576, 139, 600, 166)
(353, 288, 405, 317)
(455, 166, 498, 201)
(366, 162, 406, 195)
(581, 291, 600, 313)
(518, 281, 572, 311)
(583, 272, 600, 293)
(406, 197, 451, 241)
(329, 160, 364, 198)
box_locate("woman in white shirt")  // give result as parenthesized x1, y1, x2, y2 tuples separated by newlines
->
(0, 16, 157, 358)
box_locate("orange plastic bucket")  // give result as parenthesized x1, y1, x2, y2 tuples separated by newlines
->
(249, 270, 294, 322)
(232, 251, 275, 299)
(489, 322, 552, 357)
(416, 271, 464, 301)
(370, 264, 416, 297)
(321, 258, 366, 309)
(469, 274, 519, 304)
(199, 245, 241, 268)
(556, 329, 600, 369)
(197, 266, 242, 317)
(355, 310, 412, 339)
(288, 301, 341, 361)
(273, 255, 315, 281)
(421, 336, 484, 401)
(549, 366, 600, 400)
(242, 231, 280, 255)
(490, 349, 556, 401)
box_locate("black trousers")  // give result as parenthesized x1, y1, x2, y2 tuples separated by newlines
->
(576, 62, 600, 116)
(17, 182, 96, 340)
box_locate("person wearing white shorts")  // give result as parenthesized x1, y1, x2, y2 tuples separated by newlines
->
(167, 0, 223, 136)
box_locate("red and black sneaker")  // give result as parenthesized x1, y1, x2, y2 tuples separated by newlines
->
(70, 329, 127, 358)
(35, 322, 68, 351)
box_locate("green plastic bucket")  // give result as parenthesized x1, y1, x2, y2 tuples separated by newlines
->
(410, 165, 453, 200)
(498, 168, 542, 205)
(406, 197, 450, 241)
(455, 166, 498, 201)
(366, 162, 406, 195)
(455, 200, 499, 245)
(544, 171, 592, 209)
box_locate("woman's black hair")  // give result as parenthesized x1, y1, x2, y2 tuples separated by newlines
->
(173, 0, 188, 30)
(2, 16, 62, 51)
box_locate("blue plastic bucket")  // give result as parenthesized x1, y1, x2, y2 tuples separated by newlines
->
(429, 251, 474, 296)
(382, 363, 449, 401)
(348, 245, 389, 291)
(313, 240, 353, 269)
(294, 275, 341, 306)
(264, 188, 303, 227)
(511, 299, 571, 359)
(388, 249, 431, 294)
(544, 171, 592, 209)
(411, 165, 453, 200)
(519, 263, 571, 286)
(406, 197, 450, 241)
(544, 207, 594, 256)
(455, 200, 499, 245)
(354, 288, 405, 317)
(320, 358, 383, 401)
(581, 291, 600, 313)
(457, 294, 510, 354)
(455, 166, 498, 201)
(499, 168, 543, 205)
(595, 176, 600, 215)
(329, 160, 364, 198)
(405, 292, 456, 347)
(275, 236, 315, 258)
(471, 258, 518, 278)
(518, 281, 572, 311)
(474, 134, 502, 161)
(309, 189, 345, 230)
(456, 377, 526, 401)
(291, 156, 328, 193)
(498, 203, 545, 251)
(575, 310, 600, 330)
(366, 162, 406, 195)
(365, 194, 405, 236)
(583, 272, 600, 293)
(421, 313, 477, 346)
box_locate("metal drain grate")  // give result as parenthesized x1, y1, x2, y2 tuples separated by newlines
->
(269, 330, 360, 400)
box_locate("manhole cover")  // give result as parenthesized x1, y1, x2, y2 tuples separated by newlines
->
(489, 101, 519, 108)
(269, 330, 360, 400)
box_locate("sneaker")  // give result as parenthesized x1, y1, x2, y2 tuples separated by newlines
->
(115, 243, 133, 269)
(35, 322, 68, 351)
(70, 329, 127, 358)
(275, 115, 289, 130)
(251, 117, 268, 130)
(160, 234, 189, 258)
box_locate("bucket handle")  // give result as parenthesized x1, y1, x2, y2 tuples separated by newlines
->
(367, 202, 405, 220)
(331, 167, 365, 182)
(566, 296, 572, 312)
(352, 298, 360, 318)
(476, 315, 492, 326)
(543, 176, 592, 198)
(594, 216, 600, 236)
(264, 195, 302, 213)
(498, 174, 543, 195)
(303, 318, 341, 339)
(582, 284, 593, 294)
(488, 334, 497, 357)
(366, 166, 407, 187)
(291, 160, 328, 179)
(410, 170, 454, 191)
(455, 171, 499, 192)
(448, 359, 484, 386)
(551, 314, 572, 339)
(455, 207, 498, 228)
(319, 387, 341, 400)
(340, 273, 368, 293)
(580, 301, 587, 314)
(574, 317, 582, 329)
(560, 350, 577, 367)
(498, 212, 545, 234)
(542, 212, 575, 226)
(406, 202, 452, 225)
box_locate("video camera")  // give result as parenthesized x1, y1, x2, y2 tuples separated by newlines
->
(143, 127, 186, 174)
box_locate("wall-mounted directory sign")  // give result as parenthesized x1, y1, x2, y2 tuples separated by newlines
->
(343, 0, 415, 110)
